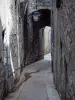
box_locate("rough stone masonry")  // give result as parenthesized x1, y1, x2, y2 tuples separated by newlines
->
(52, 0, 75, 100)
(0, 0, 26, 99)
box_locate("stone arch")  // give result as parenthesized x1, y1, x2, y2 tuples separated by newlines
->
(23, 8, 51, 65)
(32, 9, 51, 33)
(32, 9, 51, 61)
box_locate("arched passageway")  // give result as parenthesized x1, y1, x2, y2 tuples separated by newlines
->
(32, 9, 51, 62)
(23, 9, 51, 65)
(32, 9, 51, 31)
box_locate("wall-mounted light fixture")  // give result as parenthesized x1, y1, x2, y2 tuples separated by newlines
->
(56, 0, 61, 8)
(33, 11, 40, 22)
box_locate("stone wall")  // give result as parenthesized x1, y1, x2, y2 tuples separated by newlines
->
(0, 19, 5, 100)
(52, 0, 75, 100)
(0, 0, 28, 99)
(0, 0, 24, 93)
(28, 0, 52, 13)
(19, 0, 28, 70)
(44, 26, 51, 55)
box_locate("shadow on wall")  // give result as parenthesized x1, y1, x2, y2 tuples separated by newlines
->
(0, 19, 9, 99)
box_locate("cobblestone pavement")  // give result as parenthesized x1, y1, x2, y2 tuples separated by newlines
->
(5, 54, 60, 100)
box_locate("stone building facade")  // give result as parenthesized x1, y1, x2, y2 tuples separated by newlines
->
(52, 0, 75, 100)
(3, 0, 22, 91)
(0, 19, 5, 100)
(0, 0, 28, 99)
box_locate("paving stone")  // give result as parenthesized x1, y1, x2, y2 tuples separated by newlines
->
(5, 54, 61, 100)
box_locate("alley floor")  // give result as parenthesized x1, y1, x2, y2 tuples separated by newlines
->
(5, 54, 60, 100)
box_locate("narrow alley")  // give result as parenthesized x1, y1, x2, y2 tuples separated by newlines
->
(0, 0, 75, 100)
(5, 54, 60, 100)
